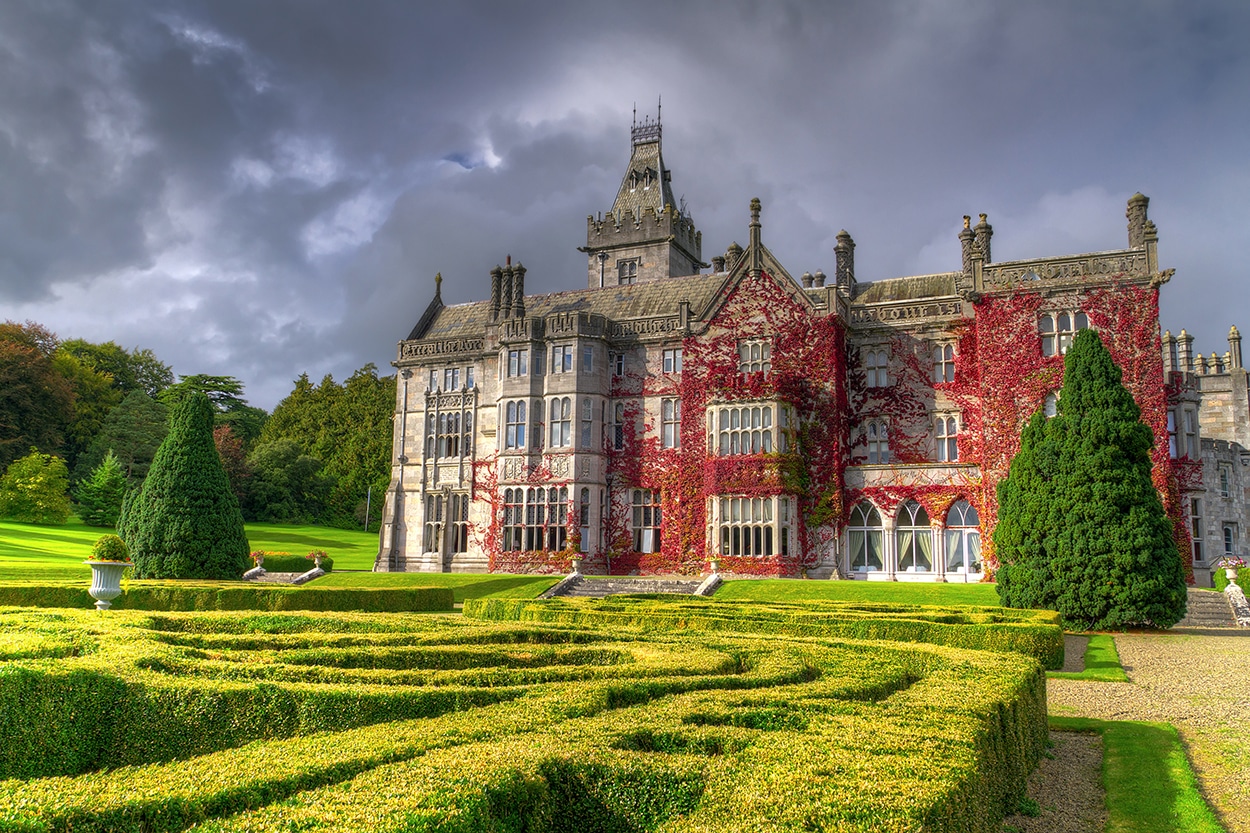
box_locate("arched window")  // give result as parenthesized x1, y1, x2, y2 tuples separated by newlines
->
(896, 500, 932, 572)
(933, 343, 955, 384)
(944, 500, 981, 574)
(847, 502, 883, 572)
(864, 349, 889, 387)
(935, 416, 958, 462)
(866, 420, 889, 464)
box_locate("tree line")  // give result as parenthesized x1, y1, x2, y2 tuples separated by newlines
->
(0, 320, 395, 532)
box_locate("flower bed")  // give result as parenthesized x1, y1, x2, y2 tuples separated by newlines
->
(0, 607, 1046, 831)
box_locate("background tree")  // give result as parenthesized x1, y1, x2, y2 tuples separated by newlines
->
(243, 439, 334, 523)
(50, 351, 121, 469)
(125, 393, 250, 579)
(213, 425, 252, 507)
(260, 365, 395, 529)
(72, 390, 169, 483)
(0, 450, 71, 525)
(74, 450, 127, 527)
(996, 329, 1187, 629)
(161, 374, 268, 447)
(0, 321, 74, 470)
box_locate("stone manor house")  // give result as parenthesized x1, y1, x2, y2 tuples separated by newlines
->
(376, 116, 1245, 585)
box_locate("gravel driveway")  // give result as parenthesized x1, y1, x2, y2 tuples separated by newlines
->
(1047, 629, 1250, 833)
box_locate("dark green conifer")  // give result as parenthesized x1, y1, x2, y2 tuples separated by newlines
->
(996, 329, 1186, 628)
(125, 392, 249, 579)
(74, 450, 127, 527)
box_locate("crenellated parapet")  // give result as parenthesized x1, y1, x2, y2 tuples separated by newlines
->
(586, 204, 702, 260)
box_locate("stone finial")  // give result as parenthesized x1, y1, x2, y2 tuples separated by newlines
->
(801, 271, 813, 288)
(434, 272, 442, 299)
(959, 216, 976, 276)
(748, 198, 762, 266)
(726, 242, 743, 270)
(1230, 325, 1243, 370)
(834, 230, 855, 290)
(813, 269, 826, 288)
(1162, 329, 1176, 373)
(1127, 192, 1150, 248)
(712, 255, 726, 272)
(974, 213, 993, 264)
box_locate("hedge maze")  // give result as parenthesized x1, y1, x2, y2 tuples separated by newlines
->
(0, 602, 1052, 832)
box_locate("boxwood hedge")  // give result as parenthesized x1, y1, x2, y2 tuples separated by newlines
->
(0, 582, 449, 613)
(464, 596, 1065, 669)
(0, 607, 1048, 832)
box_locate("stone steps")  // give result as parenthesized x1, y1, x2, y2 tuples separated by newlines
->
(559, 578, 705, 598)
(1176, 588, 1237, 628)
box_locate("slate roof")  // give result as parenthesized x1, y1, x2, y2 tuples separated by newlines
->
(416, 272, 731, 341)
(852, 272, 961, 303)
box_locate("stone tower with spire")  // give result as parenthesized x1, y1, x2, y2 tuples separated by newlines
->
(580, 107, 705, 288)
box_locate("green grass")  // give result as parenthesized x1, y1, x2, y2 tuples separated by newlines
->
(0, 518, 381, 580)
(1050, 716, 1225, 833)
(714, 577, 1001, 606)
(1048, 634, 1129, 682)
(313, 572, 559, 603)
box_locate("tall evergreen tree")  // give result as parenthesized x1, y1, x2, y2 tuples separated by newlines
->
(996, 329, 1187, 629)
(125, 393, 249, 579)
(72, 390, 168, 482)
(74, 450, 127, 527)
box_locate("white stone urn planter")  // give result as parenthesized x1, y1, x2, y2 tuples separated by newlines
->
(570, 556, 584, 575)
(1227, 567, 1240, 583)
(709, 558, 722, 575)
(84, 560, 129, 611)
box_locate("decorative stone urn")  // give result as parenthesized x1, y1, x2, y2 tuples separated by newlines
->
(571, 556, 584, 575)
(312, 554, 323, 569)
(1227, 567, 1240, 583)
(84, 560, 128, 611)
(709, 558, 721, 575)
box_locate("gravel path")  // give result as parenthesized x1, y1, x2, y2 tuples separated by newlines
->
(1047, 629, 1250, 833)
(1003, 732, 1106, 833)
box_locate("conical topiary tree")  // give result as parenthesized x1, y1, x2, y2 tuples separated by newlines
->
(125, 392, 250, 579)
(996, 329, 1187, 629)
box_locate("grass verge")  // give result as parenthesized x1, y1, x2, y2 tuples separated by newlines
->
(1049, 716, 1225, 833)
(1048, 634, 1129, 682)
(714, 578, 1001, 606)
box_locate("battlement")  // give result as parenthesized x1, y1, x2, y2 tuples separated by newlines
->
(586, 204, 701, 256)
(1164, 325, 1243, 376)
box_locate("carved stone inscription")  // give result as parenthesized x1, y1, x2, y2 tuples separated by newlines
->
(400, 338, 484, 360)
(851, 301, 962, 324)
(610, 316, 681, 339)
(985, 252, 1148, 286)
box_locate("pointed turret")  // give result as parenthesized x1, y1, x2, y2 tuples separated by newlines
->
(580, 106, 705, 287)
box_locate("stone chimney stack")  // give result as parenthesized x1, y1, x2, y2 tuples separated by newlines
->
(1230, 325, 1243, 369)
(512, 262, 526, 318)
(973, 213, 993, 264)
(1162, 330, 1176, 374)
(959, 216, 975, 277)
(813, 269, 826, 288)
(1178, 328, 1194, 373)
(725, 242, 743, 271)
(490, 266, 502, 321)
(801, 271, 813, 288)
(712, 255, 726, 272)
(499, 261, 514, 320)
(834, 230, 855, 291)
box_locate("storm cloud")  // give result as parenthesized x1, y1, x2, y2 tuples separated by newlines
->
(1, 0, 1246, 408)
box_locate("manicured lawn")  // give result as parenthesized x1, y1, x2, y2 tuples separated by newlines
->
(313, 571, 559, 603)
(714, 578, 1001, 606)
(1048, 634, 1129, 682)
(1049, 716, 1224, 833)
(0, 519, 381, 580)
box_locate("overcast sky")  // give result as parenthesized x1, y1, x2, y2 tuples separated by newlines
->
(2, 1, 1247, 410)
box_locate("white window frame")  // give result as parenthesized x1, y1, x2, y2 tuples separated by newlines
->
(507, 349, 528, 378)
(632, 489, 661, 552)
(933, 343, 955, 384)
(1224, 523, 1237, 556)
(935, 415, 958, 463)
(1039, 310, 1089, 357)
(662, 347, 683, 374)
(716, 495, 790, 557)
(865, 419, 889, 465)
(552, 345, 574, 374)
(896, 500, 933, 572)
(549, 396, 572, 448)
(504, 400, 527, 449)
(944, 500, 981, 575)
(864, 348, 888, 388)
(662, 398, 681, 449)
(713, 403, 790, 456)
(738, 339, 771, 373)
(847, 502, 883, 572)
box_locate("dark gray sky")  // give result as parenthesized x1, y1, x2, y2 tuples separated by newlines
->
(2, 1, 1247, 410)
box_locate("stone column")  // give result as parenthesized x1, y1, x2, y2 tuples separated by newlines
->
(882, 517, 897, 581)
(933, 522, 947, 582)
(1229, 326, 1243, 369)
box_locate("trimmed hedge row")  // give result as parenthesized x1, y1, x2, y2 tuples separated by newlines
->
(0, 618, 1047, 833)
(253, 553, 334, 573)
(464, 596, 1066, 669)
(0, 582, 451, 613)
